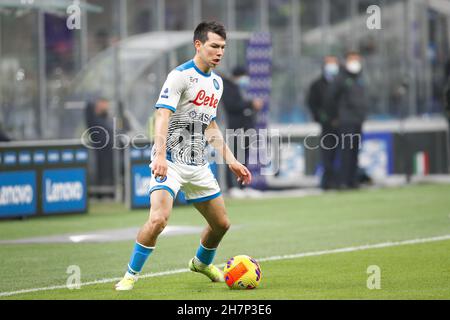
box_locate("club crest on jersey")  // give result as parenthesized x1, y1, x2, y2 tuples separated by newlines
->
(213, 79, 220, 90)
(160, 88, 169, 99)
(155, 175, 167, 183)
(191, 90, 218, 108)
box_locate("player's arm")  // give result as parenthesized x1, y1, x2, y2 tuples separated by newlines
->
(205, 120, 252, 186)
(151, 70, 185, 178)
(151, 108, 172, 179)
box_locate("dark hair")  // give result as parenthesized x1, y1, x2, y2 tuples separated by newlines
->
(346, 51, 361, 59)
(322, 55, 339, 62)
(193, 21, 226, 43)
(232, 65, 247, 77)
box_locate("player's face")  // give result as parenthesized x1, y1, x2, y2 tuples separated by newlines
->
(196, 32, 226, 69)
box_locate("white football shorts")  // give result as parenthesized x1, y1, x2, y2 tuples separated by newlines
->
(148, 161, 221, 203)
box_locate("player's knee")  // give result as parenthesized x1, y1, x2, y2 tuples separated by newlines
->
(149, 215, 168, 233)
(217, 219, 231, 234)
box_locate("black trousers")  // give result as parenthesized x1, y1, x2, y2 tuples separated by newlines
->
(320, 124, 339, 189)
(339, 124, 363, 188)
(96, 147, 114, 186)
(225, 131, 250, 190)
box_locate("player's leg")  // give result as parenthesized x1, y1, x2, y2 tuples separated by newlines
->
(136, 189, 174, 247)
(189, 195, 230, 282)
(115, 190, 173, 290)
(115, 189, 174, 290)
(116, 161, 182, 290)
(195, 195, 230, 248)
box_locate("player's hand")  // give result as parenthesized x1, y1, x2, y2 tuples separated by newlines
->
(228, 161, 252, 186)
(151, 156, 168, 180)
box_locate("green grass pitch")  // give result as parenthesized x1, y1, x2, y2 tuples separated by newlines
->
(0, 184, 449, 300)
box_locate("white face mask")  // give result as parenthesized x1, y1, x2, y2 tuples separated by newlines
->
(346, 60, 362, 74)
(324, 63, 339, 77)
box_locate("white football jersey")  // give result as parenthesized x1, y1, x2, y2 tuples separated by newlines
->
(153, 59, 223, 166)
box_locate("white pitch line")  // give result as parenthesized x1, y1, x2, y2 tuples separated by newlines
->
(256, 234, 450, 262)
(1, 234, 450, 298)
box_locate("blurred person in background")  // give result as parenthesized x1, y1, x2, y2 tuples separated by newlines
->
(221, 66, 263, 197)
(332, 52, 368, 190)
(0, 121, 11, 142)
(444, 59, 450, 119)
(307, 55, 341, 190)
(85, 96, 114, 188)
(444, 59, 450, 156)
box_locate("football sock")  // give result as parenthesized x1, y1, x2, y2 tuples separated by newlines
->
(127, 242, 154, 275)
(195, 242, 217, 266)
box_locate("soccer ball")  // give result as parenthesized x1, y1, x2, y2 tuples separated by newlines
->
(223, 255, 262, 289)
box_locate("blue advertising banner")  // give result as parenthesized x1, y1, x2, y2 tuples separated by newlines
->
(19, 152, 32, 165)
(61, 150, 74, 163)
(359, 132, 394, 179)
(42, 168, 87, 214)
(0, 171, 37, 217)
(75, 150, 88, 163)
(33, 151, 46, 164)
(4, 152, 17, 165)
(131, 164, 151, 208)
(47, 150, 60, 163)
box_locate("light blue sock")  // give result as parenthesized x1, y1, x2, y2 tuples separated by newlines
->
(127, 242, 154, 275)
(195, 243, 217, 265)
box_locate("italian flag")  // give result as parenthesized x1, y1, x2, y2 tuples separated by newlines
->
(413, 152, 430, 175)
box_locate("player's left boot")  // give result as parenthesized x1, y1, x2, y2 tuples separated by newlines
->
(189, 258, 225, 282)
(114, 272, 138, 291)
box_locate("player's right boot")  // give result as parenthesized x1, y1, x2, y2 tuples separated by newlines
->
(115, 272, 138, 291)
(189, 258, 225, 282)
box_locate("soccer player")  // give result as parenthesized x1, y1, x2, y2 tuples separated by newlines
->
(115, 21, 252, 290)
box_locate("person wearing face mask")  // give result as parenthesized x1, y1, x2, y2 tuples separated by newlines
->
(332, 51, 368, 190)
(221, 66, 263, 196)
(307, 55, 341, 190)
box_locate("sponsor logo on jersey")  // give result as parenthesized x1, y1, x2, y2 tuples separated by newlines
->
(161, 88, 169, 99)
(155, 175, 167, 183)
(189, 76, 199, 83)
(213, 79, 220, 90)
(190, 90, 219, 108)
(188, 111, 213, 123)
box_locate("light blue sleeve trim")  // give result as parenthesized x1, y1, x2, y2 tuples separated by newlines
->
(186, 192, 221, 204)
(211, 116, 216, 122)
(150, 185, 176, 198)
(155, 104, 176, 112)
